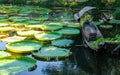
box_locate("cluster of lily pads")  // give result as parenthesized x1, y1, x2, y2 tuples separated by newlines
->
(0, 5, 81, 74)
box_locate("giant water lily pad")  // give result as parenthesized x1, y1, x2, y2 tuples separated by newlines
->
(35, 32, 62, 41)
(0, 27, 15, 32)
(52, 39, 74, 47)
(17, 30, 41, 37)
(0, 56, 36, 75)
(0, 23, 9, 27)
(0, 50, 11, 58)
(1, 36, 26, 43)
(25, 24, 43, 29)
(57, 28, 80, 35)
(6, 40, 42, 53)
(40, 24, 63, 31)
(66, 22, 80, 28)
(12, 22, 28, 27)
(9, 16, 29, 22)
(32, 46, 72, 60)
(48, 22, 67, 26)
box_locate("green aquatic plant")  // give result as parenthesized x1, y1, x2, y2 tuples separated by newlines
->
(90, 38, 104, 48)
(0, 50, 11, 58)
(0, 56, 36, 75)
(52, 39, 74, 47)
(100, 25, 113, 29)
(40, 24, 63, 31)
(1, 36, 26, 43)
(35, 32, 62, 41)
(17, 30, 41, 37)
(6, 40, 42, 53)
(32, 46, 72, 60)
(57, 28, 80, 35)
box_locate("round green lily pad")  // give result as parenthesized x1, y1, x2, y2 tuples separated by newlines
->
(40, 24, 63, 31)
(100, 25, 113, 29)
(57, 28, 80, 35)
(1, 36, 26, 43)
(12, 22, 28, 27)
(25, 24, 43, 29)
(9, 16, 29, 22)
(66, 22, 80, 28)
(48, 22, 67, 26)
(32, 46, 72, 60)
(35, 32, 62, 41)
(0, 56, 36, 75)
(17, 30, 41, 37)
(27, 20, 41, 24)
(52, 39, 74, 47)
(6, 40, 42, 53)
(0, 50, 11, 58)
(0, 27, 15, 32)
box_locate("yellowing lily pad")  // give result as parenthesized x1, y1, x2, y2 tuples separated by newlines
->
(17, 30, 41, 37)
(52, 39, 74, 47)
(1, 36, 26, 43)
(0, 27, 15, 32)
(0, 56, 36, 75)
(35, 32, 62, 41)
(0, 50, 11, 58)
(57, 28, 80, 35)
(6, 40, 42, 53)
(32, 46, 72, 60)
(0, 23, 9, 27)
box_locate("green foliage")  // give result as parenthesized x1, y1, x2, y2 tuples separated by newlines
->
(113, 9, 120, 19)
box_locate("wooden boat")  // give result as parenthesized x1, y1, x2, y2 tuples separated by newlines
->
(74, 6, 108, 51)
(81, 20, 103, 51)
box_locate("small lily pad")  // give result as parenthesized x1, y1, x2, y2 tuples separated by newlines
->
(57, 28, 80, 35)
(6, 40, 42, 53)
(0, 56, 36, 75)
(17, 30, 41, 37)
(0, 27, 15, 32)
(32, 46, 72, 60)
(66, 22, 80, 28)
(52, 39, 74, 47)
(35, 32, 62, 41)
(0, 50, 11, 58)
(33, 15, 49, 21)
(48, 22, 67, 26)
(1, 36, 26, 43)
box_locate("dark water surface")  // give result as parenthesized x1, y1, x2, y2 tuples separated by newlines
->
(1, 31, 120, 75)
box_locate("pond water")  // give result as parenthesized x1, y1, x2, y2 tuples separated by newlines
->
(0, 6, 120, 75)
(1, 26, 120, 75)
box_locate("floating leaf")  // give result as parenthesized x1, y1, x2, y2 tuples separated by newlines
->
(57, 28, 80, 35)
(32, 46, 72, 60)
(0, 56, 36, 75)
(40, 24, 63, 31)
(35, 32, 62, 41)
(1, 36, 26, 43)
(0, 50, 11, 58)
(52, 39, 74, 47)
(6, 40, 42, 53)
(0, 27, 15, 32)
(17, 30, 41, 37)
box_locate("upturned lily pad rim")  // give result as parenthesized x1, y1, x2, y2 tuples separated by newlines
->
(6, 40, 42, 53)
(32, 46, 72, 60)
(34, 32, 62, 41)
(51, 39, 74, 47)
(0, 56, 36, 75)
(0, 50, 11, 58)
